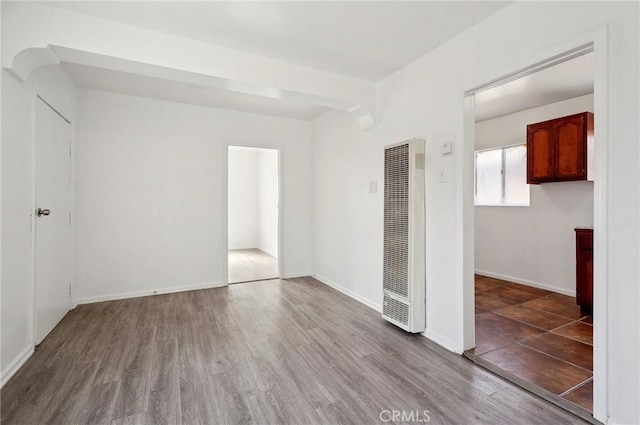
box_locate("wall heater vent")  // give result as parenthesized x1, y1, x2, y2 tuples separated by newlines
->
(382, 139, 426, 333)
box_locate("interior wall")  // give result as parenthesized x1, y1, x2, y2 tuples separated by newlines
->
(311, 3, 638, 423)
(1, 64, 77, 384)
(1, 70, 34, 383)
(257, 148, 279, 257)
(228, 147, 259, 250)
(74, 90, 311, 303)
(475, 94, 594, 295)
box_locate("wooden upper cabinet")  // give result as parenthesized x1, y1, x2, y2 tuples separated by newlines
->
(527, 122, 554, 182)
(527, 112, 594, 184)
(555, 115, 586, 179)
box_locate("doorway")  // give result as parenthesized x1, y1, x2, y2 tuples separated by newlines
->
(227, 146, 280, 284)
(34, 96, 72, 344)
(462, 41, 605, 422)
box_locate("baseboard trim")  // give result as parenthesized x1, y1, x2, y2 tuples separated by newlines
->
(475, 269, 575, 297)
(282, 272, 312, 280)
(312, 275, 463, 354)
(257, 246, 278, 258)
(228, 244, 259, 251)
(312, 274, 382, 312)
(422, 329, 459, 354)
(74, 281, 228, 305)
(1, 345, 34, 388)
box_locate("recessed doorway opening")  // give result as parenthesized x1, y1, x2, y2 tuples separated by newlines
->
(461, 37, 607, 424)
(227, 146, 280, 284)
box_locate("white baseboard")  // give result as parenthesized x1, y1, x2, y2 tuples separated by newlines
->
(605, 420, 637, 425)
(229, 245, 278, 258)
(74, 281, 227, 305)
(257, 245, 278, 258)
(312, 274, 382, 312)
(422, 329, 460, 354)
(1, 345, 34, 388)
(475, 269, 575, 297)
(312, 275, 463, 355)
(282, 272, 312, 280)
(228, 244, 259, 251)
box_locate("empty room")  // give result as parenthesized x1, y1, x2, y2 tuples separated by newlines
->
(1, 2, 638, 425)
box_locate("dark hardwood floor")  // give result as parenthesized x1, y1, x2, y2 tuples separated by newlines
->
(1, 277, 587, 424)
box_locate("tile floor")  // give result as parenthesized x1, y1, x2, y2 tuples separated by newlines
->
(469, 275, 593, 412)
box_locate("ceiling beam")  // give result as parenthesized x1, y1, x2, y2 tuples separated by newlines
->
(3, 2, 376, 128)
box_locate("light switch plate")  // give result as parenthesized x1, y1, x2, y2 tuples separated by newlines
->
(441, 141, 453, 156)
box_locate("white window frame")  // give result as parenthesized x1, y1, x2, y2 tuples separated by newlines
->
(474, 143, 530, 207)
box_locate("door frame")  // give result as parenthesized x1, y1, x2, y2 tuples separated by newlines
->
(460, 27, 609, 422)
(224, 142, 283, 283)
(31, 95, 74, 345)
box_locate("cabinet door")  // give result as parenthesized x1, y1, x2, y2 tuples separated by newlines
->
(576, 231, 593, 310)
(555, 114, 586, 180)
(527, 122, 554, 183)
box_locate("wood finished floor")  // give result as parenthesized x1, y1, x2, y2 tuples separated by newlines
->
(470, 275, 593, 413)
(1, 277, 588, 425)
(228, 249, 278, 284)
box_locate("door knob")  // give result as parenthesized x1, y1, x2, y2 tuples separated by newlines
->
(37, 208, 50, 217)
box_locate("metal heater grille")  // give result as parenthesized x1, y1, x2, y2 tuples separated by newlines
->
(383, 143, 409, 298)
(383, 294, 409, 326)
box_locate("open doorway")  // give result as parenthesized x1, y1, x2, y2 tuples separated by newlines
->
(227, 146, 279, 284)
(465, 51, 597, 417)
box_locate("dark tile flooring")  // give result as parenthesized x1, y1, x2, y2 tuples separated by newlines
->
(469, 275, 593, 413)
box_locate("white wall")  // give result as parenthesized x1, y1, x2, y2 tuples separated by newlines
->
(312, 3, 638, 423)
(475, 95, 594, 295)
(257, 149, 279, 257)
(1, 64, 77, 384)
(74, 90, 310, 302)
(228, 147, 259, 250)
(1, 70, 34, 383)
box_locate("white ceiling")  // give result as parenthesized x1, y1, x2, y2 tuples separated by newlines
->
(61, 62, 329, 120)
(475, 53, 594, 122)
(45, 1, 511, 82)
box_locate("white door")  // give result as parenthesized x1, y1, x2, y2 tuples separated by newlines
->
(34, 97, 72, 344)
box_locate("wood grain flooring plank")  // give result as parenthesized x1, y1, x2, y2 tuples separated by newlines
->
(490, 386, 581, 425)
(112, 368, 151, 421)
(244, 390, 287, 425)
(39, 361, 99, 425)
(204, 372, 252, 425)
(1, 277, 588, 425)
(146, 337, 181, 425)
(111, 412, 147, 425)
(71, 380, 120, 425)
(95, 326, 139, 384)
(178, 343, 213, 425)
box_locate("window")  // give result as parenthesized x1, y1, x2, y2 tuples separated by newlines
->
(475, 144, 529, 206)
